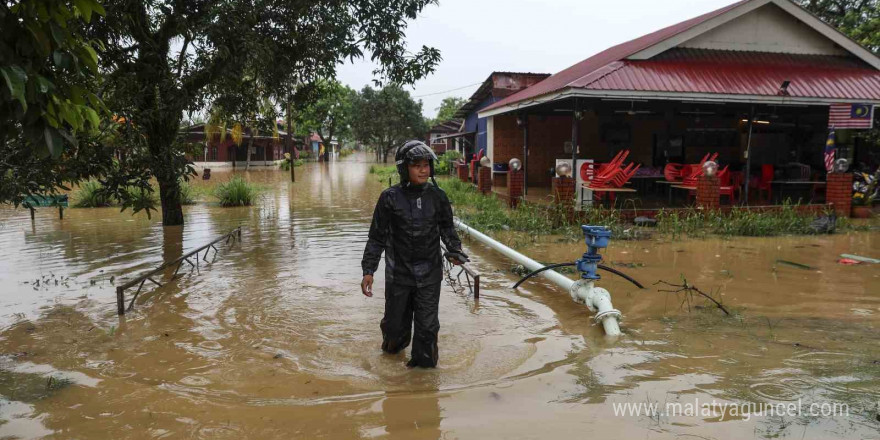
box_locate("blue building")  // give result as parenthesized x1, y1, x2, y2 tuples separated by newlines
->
(450, 72, 550, 162)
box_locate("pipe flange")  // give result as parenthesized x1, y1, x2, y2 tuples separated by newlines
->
(593, 309, 622, 324)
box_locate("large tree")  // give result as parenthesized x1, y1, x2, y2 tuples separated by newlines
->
(90, 0, 441, 226)
(351, 85, 427, 163)
(1, 0, 108, 206)
(294, 79, 356, 156)
(431, 96, 465, 126)
(798, 0, 879, 53)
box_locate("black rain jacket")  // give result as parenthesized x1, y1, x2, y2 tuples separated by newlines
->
(361, 183, 463, 287)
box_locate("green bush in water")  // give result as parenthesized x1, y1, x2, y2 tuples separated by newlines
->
(215, 176, 259, 207)
(179, 179, 197, 205)
(72, 180, 112, 207)
(122, 186, 159, 215)
(277, 153, 304, 170)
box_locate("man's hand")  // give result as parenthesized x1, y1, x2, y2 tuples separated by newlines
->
(361, 275, 374, 297)
(444, 251, 469, 266)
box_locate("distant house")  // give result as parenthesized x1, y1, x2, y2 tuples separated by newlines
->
(426, 119, 463, 153)
(181, 123, 300, 166)
(449, 72, 551, 162)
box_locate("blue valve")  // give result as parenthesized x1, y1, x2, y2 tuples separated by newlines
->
(575, 225, 611, 280)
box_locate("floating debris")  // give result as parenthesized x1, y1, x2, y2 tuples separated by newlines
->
(840, 253, 880, 264)
(612, 261, 645, 269)
(775, 259, 813, 270)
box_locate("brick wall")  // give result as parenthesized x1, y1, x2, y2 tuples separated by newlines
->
(696, 175, 720, 210)
(457, 163, 468, 182)
(826, 173, 853, 217)
(478, 167, 492, 194)
(552, 177, 575, 205)
(507, 169, 524, 208)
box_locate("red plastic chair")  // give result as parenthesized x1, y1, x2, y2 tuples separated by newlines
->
(757, 164, 773, 202)
(720, 170, 742, 204)
(664, 163, 682, 182)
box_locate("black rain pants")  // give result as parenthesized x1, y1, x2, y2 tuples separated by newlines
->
(380, 282, 441, 368)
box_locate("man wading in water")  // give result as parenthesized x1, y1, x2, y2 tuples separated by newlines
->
(361, 141, 469, 368)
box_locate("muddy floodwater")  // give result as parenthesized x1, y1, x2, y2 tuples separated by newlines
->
(0, 156, 878, 439)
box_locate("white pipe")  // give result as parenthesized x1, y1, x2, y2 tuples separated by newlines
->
(454, 218, 621, 336)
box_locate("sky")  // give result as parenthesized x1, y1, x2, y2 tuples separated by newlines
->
(337, 0, 736, 119)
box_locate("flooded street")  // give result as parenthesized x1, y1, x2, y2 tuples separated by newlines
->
(0, 157, 878, 439)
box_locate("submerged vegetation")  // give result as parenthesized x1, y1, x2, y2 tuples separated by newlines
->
(277, 153, 305, 170)
(214, 176, 261, 207)
(72, 180, 113, 208)
(73, 179, 197, 211)
(429, 171, 864, 242)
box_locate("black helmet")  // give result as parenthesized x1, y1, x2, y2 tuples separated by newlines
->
(395, 140, 438, 186)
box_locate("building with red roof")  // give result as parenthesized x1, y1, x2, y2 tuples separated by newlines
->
(478, 0, 880, 208)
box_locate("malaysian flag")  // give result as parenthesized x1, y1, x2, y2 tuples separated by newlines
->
(828, 103, 874, 129)
(824, 129, 836, 172)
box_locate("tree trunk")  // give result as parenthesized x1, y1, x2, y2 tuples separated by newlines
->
(158, 178, 184, 226)
(286, 97, 295, 182)
(246, 134, 254, 170)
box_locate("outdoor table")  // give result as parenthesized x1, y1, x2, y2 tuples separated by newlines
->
(581, 184, 637, 209)
(629, 175, 664, 194)
(657, 180, 681, 205)
(769, 181, 826, 204)
(670, 184, 697, 205)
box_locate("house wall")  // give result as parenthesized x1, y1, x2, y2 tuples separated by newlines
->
(492, 104, 829, 188)
(464, 96, 497, 155)
(680, 3, 847, 55)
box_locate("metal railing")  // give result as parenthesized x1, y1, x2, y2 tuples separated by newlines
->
(440, 241, 481, 300)
(115, 227, 242, 315)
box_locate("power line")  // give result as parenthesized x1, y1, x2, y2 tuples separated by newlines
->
(412, 81, 483, 98)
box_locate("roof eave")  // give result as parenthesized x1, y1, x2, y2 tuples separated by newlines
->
(477, 87, 880, 118)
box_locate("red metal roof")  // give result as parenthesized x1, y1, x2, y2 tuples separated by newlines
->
(482, 0, 880, 113)
(483, 0, 751, 112)
(581, 49, 880, 99)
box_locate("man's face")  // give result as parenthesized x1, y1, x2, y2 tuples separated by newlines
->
(408, 159, 430, 185)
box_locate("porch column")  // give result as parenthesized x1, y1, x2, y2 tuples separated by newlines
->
(826, 173, 853, 217)
(696, 174, 720, 210)
(507, 168, 524, 208)
(457, 163, 469, 182)
(552, 176, 575, 206)
(571, 98, 579, 165)
(518, 113, 529, 195)
(478, 166, 492, 194)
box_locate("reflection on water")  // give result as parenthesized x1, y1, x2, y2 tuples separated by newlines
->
(0, 155, 878, 439)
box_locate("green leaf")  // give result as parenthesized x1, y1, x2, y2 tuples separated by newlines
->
(72, 0, 93, 23)
(44, 126, 64, 158)
(0, 65, 29, 112)
(26, 23, 52, 56)
(80, 45, 98, 73)
(36, 76, 53, 94)
(90, 1, 106, 16)
(83, 107, 100, 129)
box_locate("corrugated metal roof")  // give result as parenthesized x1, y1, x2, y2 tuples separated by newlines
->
(579, 49, 880, 99)
(482, 0, 880, 113)
(482, 0, 751, 112)
(456, 72, 552, 118)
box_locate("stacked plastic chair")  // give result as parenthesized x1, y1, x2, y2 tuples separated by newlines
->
(590, 150, 640, 189)
(681, 153, 719, 186)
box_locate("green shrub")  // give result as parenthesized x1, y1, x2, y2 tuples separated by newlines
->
(72, 180, 112, 207)
(277, 153, 305, 170)
(435, 150, 463, 175)
(370, 164, 399, 185)
(120, 185, 159, 215)
(214, 176, 259, 207)
(179, 179, 197, 205)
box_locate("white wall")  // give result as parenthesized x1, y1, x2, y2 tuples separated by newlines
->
(680, 4, 847, 55)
